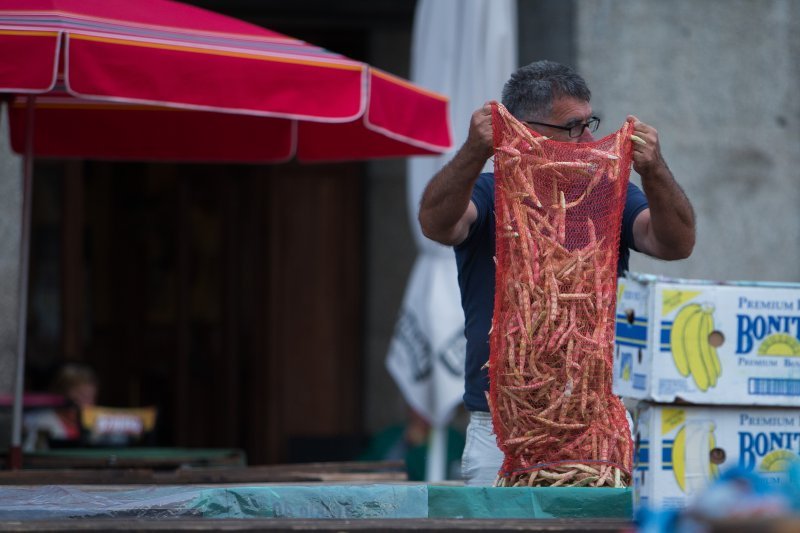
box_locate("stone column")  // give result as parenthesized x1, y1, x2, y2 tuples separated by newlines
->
(0, 103, 23, 449)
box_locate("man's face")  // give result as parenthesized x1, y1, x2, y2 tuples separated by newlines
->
(526, 97, 595, 143)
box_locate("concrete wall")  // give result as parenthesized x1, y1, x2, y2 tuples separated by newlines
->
(518, 0, 575, 67)
(576, 0, 800, 282)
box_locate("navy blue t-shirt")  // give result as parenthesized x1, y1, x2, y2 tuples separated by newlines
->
(454, 172, 649, 412)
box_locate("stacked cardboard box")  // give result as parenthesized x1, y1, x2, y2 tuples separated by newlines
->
(613, 273, 800, 509)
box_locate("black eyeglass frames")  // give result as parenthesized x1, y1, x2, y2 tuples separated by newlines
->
(523, 116, 601, 138)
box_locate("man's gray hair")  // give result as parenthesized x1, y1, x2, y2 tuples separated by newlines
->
(501, 60, 591, 121)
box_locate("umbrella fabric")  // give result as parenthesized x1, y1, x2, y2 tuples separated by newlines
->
(0, 0, 452, 162)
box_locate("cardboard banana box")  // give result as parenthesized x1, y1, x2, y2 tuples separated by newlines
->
(613, 273, 800, 405)
(634, 402, 799, 510)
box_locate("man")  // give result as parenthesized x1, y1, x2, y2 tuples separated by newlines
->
(418, 60, 696, 486)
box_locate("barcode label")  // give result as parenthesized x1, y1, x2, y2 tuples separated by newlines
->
(748, 378, 800, 396)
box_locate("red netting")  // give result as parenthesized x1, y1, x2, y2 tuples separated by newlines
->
(488, 102, 634, 488)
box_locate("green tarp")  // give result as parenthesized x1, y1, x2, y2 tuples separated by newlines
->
(0, 484, 632, 520)
(427, 486, 632, 519)
(189, 485, 631, 519)
(191, 485, 428, 519)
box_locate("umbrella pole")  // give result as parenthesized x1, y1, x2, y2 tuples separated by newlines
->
(8, 95, 35, 470)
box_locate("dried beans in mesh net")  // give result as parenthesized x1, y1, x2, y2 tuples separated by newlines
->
(488, 102, 634, 488)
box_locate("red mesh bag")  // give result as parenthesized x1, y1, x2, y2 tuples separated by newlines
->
(488, 102, 634, 487)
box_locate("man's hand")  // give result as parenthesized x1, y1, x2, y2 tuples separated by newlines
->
(627, 115, 667, 178)
(417, 102, 496, 246)
(466, 102, 495, 161)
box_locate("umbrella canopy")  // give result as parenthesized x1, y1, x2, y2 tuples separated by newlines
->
(0, 0, 452, 162)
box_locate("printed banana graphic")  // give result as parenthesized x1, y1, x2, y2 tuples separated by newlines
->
(672, 422, 717, 494)
(669, 303, 720, 391)
(672, 425, 686, 492)
(669, 304, 698, 377)
(760, 449, 797, 472)
(699, 311, 722, 382)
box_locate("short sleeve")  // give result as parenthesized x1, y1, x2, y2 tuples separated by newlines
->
(621, 182, 648, 252)
(456, 172, 494, 250)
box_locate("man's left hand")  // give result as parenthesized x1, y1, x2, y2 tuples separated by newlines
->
(627, 115, 667, 177)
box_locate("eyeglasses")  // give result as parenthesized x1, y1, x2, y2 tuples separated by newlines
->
(524, 116, 600, 138)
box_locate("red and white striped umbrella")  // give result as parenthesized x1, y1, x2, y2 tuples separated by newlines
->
(0, 0, 452, 161)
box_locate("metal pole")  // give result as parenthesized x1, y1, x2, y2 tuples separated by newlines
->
(9, 95, 35, 470)
(425, 425, 447, 482)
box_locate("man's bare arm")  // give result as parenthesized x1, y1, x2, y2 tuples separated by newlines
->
(419, 104, 494, 246)
(629, 116, 696, 260)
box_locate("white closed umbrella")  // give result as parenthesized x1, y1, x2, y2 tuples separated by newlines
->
(386, 0, 517, 482)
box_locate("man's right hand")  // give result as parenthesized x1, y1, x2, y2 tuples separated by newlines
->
(417, 102, 496, 246)
(465, 102, 495, 161)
